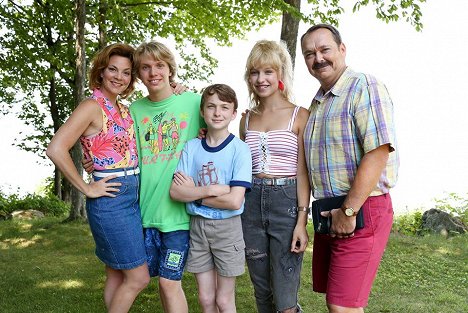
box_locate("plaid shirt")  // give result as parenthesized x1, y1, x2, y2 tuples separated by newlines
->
(304, 67, 399, 200)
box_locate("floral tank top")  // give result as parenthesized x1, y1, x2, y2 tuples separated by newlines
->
(80, 89, 138, 171)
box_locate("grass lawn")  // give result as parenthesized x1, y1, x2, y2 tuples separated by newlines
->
(0, 217, 467, 312)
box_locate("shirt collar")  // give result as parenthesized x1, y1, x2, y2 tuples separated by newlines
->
(313, 67, 354, 102)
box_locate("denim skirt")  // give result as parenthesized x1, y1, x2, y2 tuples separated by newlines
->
(86, 171, 146, 270)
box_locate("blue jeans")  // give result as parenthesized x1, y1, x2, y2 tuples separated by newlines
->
(242, 183, 303, 312)
(86, 171, 146, 270)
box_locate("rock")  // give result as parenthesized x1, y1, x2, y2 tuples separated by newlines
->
(8, 209, 45, 220)
(421, 208, 467, 235)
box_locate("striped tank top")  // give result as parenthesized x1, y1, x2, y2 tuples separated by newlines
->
(244, 106, 299, 177)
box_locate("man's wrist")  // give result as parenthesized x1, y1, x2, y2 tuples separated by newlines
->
(340, 205, 358, 217)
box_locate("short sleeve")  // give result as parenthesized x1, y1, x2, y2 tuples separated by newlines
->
(176, 142, 190, 174)
(353, 75, 397, 154)
(230, 141, 252, 190)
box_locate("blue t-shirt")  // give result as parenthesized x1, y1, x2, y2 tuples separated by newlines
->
(176, 133, 252, 219)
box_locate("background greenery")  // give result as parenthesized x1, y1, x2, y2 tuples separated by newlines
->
(0, 192, 467, 313)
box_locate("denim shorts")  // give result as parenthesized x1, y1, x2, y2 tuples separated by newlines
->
(242, 182, 303, 312)
(86, 170, 146, 270)
(144, 228, 189, 280)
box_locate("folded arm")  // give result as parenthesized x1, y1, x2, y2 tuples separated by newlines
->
(170, 171, 230, 202)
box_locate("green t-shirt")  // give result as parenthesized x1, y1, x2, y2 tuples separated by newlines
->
(130, 92, 204, 231)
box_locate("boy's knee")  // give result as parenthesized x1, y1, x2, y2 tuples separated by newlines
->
(159, 277, 182, 293)
(198, 293, 216, 308)
(215, 293, 235, 311)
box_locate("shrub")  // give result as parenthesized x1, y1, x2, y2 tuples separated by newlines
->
(0, 191, 70, 217)
(433, 192, 468, 225)
(393, 192, 468, 235)
(393, 210, 425, 235)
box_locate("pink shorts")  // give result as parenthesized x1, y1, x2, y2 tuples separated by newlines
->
(312, 193, 393, 308)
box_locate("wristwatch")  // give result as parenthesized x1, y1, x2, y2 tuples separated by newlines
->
(341, 206, 358, 217)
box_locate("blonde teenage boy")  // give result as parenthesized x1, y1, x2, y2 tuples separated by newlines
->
(130, 41, 205, 313)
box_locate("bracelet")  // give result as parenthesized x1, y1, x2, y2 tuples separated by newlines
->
(296, 206, 310, 213)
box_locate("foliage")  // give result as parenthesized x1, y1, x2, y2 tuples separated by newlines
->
(0, 0, 426, 157)
(393, 192, 468, 235)
(0, 218, 466, 312)
(352, 0, 425, 31)
(0, 191, 70, 217)
(0, 0, 76, 156)
(433, 192, 468, 225)
(393, 210, 425, 235)
(0, 0, 298, 156)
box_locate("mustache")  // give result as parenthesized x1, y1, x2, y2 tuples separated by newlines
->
(312, 62, 330, 70)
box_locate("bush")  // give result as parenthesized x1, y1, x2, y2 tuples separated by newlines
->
(433, 192, 468, 225)
(393, 210, 425, 235)
(0, 191, 70, 217)
(393, 192, 468, 235)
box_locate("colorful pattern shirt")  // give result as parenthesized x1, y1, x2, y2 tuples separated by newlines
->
(304, 67, 399, 199)
(80, 89, 138, 170)
(130, 92, 205, 232)
(176, 134, 252, 219)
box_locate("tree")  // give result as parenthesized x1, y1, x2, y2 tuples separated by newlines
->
(68, 0, 87, 220)
(279, 0, 425, 69)
(0, 0, 293, 219)
(281, 0, 302, 68)
(0, 0, 425, 219)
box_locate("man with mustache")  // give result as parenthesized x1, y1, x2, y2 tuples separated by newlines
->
(301, 24, 399, 313)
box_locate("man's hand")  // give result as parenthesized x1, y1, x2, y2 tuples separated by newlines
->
(197, 128, 207, 139)
(321, 209, 356, 239)
(170, 82, 188, 95)
(82, 157, 94, 174)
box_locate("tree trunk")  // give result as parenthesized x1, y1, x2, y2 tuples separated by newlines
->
(48, 75, 63, 199)
(54, 169, 62, 199)
(280, 0, 301, 69)
(67, 0, 87, 221)
(68, 143, 85, 220)
(98, 0, 108, 49)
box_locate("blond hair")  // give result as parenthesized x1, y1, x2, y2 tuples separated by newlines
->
(244, 40, 294, 111)
(134, 41, 177, 82)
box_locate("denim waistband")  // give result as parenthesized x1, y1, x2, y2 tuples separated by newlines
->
(252, 176, 296, 186)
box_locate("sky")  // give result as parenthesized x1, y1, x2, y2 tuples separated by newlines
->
(1, 0, 467, 214)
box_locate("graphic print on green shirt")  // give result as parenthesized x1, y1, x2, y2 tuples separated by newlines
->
(130, 92, 205, 232)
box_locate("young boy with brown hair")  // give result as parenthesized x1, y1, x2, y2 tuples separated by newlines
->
(170, 84, 252, 313)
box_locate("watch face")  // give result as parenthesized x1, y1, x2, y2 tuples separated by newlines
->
(345, 208, 354, 217)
